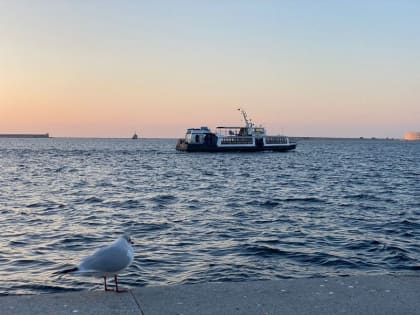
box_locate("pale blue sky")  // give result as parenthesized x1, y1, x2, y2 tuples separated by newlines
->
(1, 1, 419, 137)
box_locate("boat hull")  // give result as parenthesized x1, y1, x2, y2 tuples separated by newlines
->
(176, 142, 297, 152)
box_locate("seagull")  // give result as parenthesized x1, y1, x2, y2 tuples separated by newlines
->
(58, 234, 134, 292)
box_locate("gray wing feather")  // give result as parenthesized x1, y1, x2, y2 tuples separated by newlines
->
(79, 244, 131, 273)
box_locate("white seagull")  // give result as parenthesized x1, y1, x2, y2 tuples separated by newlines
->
(59, 234, 134, 292)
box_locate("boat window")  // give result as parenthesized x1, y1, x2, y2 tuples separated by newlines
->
(254, 128, 265, 134)
(221, 136, 253, 145)
(265, 136, 287, 144)
(195, 134, 200, 143)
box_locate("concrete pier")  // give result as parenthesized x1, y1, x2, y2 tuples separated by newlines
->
(1, 275, 418, 315)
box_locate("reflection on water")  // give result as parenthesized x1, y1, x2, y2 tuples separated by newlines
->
(0, 138, 419, 295)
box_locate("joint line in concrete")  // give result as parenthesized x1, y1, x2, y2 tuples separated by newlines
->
(129, 290, 145, 315)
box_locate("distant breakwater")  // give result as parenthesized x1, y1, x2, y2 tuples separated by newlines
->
(0, 133, 50, 138)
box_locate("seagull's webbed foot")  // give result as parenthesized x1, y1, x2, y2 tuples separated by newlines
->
(104, 276, 115, 292)
(114, 275, 128, 293)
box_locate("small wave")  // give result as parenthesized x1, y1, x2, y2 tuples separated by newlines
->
(10, 284, 82, 295)
(202, 171, 215, 176)
(105, 199, 144, 209)
(53, 235, 101, 247)
(232, 210, 247, 218)
(97, 181, 114, 188)
(12, 259, 38, 267)
(138, 222, 172, 232)
(256, 238, 281, 245)
(84, 196, 103, 203)
(244, 244, 289, 257)
(163, 171, 178, 178)
(225, 202, 241, 209)
(399, 219, 420, 229)
(26, 201, 63, 209)
(382, 219, 420, 233)
(344, 193, 383, 201)
(282, 197, 326, 203)
(408, 265, 420, 271)
(260, 200, 280, 208)
(73, 180, 88, 188)
(149, 194, 177, 204)
(384, 251, 417, 265)
(346, 239, 381, 251)
(142, 164, 154, 170)
(319, 257, 361, 269)
(8, 240, 27, 246)
(245, 200, 280, 208)
(54, 166, 66, 173)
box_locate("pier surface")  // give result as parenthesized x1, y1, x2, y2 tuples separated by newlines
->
(1, 275, 418, 315)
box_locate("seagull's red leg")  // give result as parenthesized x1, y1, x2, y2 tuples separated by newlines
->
(114, 275, 119, 291)
(104, 276, 114, 291)
(115, 275, 128, 293)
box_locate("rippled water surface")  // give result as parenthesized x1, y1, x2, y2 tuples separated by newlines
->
(0, 138, 419, 295)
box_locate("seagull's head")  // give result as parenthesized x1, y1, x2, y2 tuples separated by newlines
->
(122, 234, 134, 244)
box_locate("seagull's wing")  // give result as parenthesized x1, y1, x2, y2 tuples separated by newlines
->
(78, 243, 132, 274)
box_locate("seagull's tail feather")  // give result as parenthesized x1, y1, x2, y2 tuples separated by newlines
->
(61, 267, 79, 274)
(54, 267, 79, 276)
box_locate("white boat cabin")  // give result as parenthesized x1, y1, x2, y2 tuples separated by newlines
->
(184, 127, 212, 144)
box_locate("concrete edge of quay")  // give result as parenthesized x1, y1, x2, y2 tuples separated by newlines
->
(1, 274, 419, 315)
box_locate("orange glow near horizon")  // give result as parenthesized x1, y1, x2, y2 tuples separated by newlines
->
(1, 2, 419, 138)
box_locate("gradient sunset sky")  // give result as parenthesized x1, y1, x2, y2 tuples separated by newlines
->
(1, 1, 419, 138)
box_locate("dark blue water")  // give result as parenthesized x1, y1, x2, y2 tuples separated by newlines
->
(0, 138, 419, 295)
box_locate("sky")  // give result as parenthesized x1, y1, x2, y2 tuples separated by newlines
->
(1, 1, 419, 138)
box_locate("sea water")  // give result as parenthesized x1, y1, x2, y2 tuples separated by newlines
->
(0, 138, 419, 295)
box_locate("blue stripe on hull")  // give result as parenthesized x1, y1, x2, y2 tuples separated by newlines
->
(176, 143, 297, 152)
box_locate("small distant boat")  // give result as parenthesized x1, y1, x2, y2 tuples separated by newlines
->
(132, 132, 139, 140)
(176, 108, 297, 152)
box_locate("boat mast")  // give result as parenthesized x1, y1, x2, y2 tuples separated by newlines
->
(237, 108, 253, 134)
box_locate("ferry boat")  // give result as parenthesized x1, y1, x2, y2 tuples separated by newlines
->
(176, 109, 297, 152)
